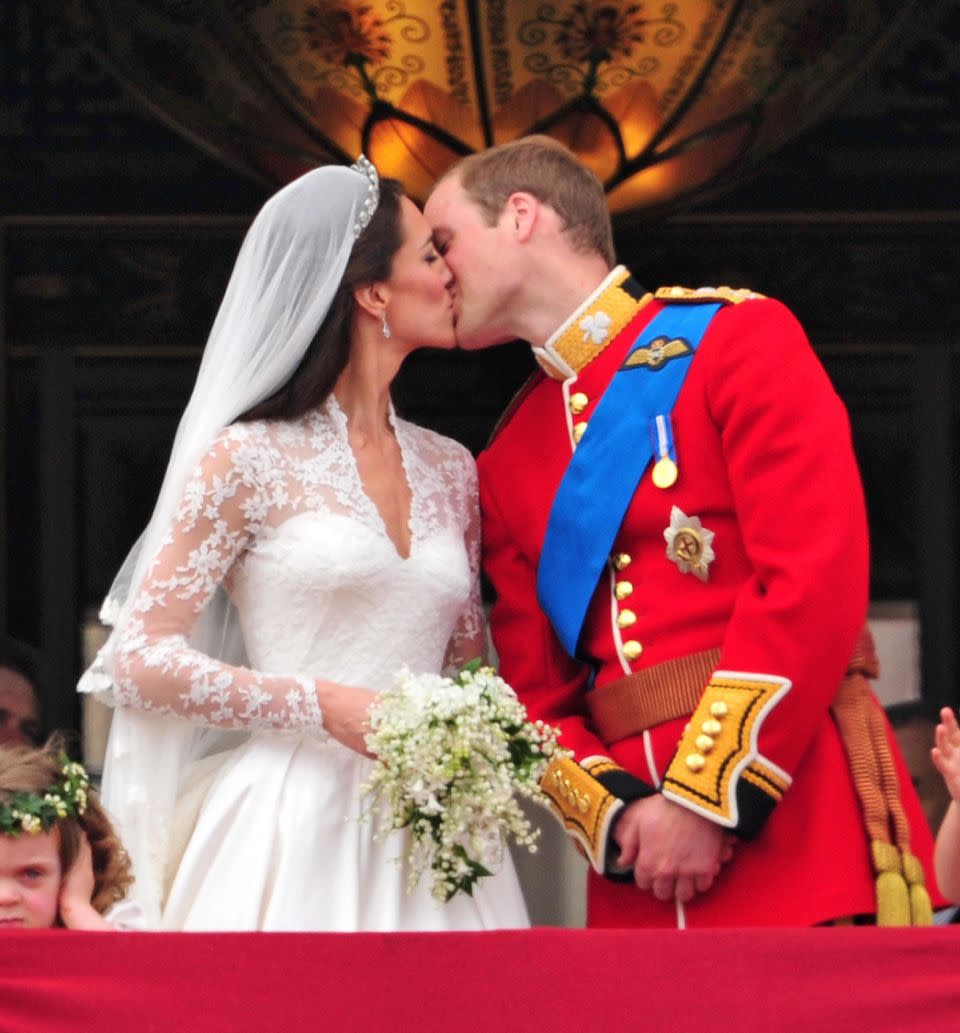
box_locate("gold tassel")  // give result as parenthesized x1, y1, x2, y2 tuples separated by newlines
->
(872, 841, 911, 927)
(902, 851, 934, 927)
(833, 629, 935, 927)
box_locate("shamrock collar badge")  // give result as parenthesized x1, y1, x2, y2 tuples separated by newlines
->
(579, 310, 612, 344)
(664, 506, 715, 582)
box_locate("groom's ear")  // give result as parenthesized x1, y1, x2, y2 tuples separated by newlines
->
(504, 192, 539, 243)
(353, 282, 390, 320)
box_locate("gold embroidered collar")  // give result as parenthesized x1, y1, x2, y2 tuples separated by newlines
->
(532, 266, 652, 380)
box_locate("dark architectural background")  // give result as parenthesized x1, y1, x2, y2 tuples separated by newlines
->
(2, 1, 958, 732)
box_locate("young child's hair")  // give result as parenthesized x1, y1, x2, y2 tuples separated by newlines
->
(0, 734, 133, 915)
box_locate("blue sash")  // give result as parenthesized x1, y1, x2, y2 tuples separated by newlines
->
(537, 302, 721, 657)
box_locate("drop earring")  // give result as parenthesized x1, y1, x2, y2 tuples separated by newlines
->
(381, 311, 391, 338)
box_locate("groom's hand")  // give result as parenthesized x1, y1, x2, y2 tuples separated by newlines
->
(613, 795, 731, 904)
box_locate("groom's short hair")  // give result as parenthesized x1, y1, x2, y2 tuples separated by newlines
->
(443, 135, 615, 266)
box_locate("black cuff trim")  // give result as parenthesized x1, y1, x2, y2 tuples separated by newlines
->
(733, 780, 778, 841)
(595, 769, 656, 804)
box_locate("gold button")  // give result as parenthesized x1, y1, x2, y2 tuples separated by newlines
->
(577, 795, 590, 814)
(695, 734, 715, 753)
(572, 421, 588, 444)
(612, 552, 631, 571)
(616, 609, 637, 629)
(614, 580, 633, 601)
(702, 718, 722, 737)
(569, 391, 589, 415)
(686, 753, 706, 772)
(621, 640, 643, 661)
(710, 701, 729, 718)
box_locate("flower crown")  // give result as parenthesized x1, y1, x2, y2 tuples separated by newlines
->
(0, 754, 90, 837)
(351, 154, 380, 238)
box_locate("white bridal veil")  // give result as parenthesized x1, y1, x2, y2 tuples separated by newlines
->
(79, 157, 380, 923)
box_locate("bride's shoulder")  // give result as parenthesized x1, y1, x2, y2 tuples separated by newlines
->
(217, 419, 261, 442)
(194, 420, 283, 479)
(216, 416, 308, 450)
(206, 419, 272, 456)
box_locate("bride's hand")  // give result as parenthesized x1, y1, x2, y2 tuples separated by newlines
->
(317, 681, 378, 757)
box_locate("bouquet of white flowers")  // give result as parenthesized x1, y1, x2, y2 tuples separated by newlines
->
(362, 660, 565, 902)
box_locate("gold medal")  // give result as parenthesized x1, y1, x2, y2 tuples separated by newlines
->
(652, 456, 678, 489)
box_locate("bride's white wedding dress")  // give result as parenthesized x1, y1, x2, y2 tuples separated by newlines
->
(106, 396, 529, 931)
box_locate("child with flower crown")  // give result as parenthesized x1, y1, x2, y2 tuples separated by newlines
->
(0, 736, 140, 929)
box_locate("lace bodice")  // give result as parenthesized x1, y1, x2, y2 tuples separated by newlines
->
(108, 396, 484, 732)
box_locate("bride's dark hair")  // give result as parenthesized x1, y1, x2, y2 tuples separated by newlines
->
(238, 175, 405, 423)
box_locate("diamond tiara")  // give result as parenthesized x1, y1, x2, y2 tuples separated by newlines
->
(351, 154, 380, 238)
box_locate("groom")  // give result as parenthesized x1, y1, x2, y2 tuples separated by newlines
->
(424, 136, 941, 928)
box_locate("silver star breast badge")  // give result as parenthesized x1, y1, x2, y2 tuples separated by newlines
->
(663, 506, 715, 582)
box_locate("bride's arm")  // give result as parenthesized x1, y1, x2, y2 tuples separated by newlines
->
(112, 428, 375, 748)
(443, 453, 488, 672)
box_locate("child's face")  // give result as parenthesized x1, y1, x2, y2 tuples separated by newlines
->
(0, 828, 63, 929)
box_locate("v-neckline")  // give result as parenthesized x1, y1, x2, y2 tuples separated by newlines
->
(323, 394, 416, 561)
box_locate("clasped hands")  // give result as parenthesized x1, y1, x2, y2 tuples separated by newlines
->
(613, 794, 735, 904)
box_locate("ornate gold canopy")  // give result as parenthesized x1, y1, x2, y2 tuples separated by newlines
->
(61, 1, 914, 218)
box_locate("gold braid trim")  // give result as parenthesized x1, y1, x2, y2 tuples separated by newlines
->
(831, 627, 933, 926)
(661, 672, 791, 827)
(741, 763, 786, 801)
(538, 268, 653, 378)
(653, 285, 765, 305)
(575, 629, 932, 923)
(539, 754, 623, 873)
(538, 281, 762, 380)
(581, 757, 622, 779)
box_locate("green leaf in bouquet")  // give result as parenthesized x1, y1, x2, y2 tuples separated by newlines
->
(458, 657, 484, 682)
(442, 847, 494, 901)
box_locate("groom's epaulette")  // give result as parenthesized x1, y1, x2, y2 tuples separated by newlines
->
(486, 369, 546, 447)
(654, 285, 765, 305)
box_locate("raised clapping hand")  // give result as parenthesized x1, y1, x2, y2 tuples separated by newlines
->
(613, 794, 735, 904)
(932, 707, 960, 804)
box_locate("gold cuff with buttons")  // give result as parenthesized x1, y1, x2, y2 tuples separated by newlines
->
(539, 754, 624, 873)
(661, 672, 791, 828)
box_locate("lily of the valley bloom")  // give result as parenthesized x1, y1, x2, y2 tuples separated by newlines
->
(363, 664, 565, 901)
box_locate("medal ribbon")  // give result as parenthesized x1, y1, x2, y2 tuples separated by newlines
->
(537, 302, 721, 657)
(651, 414, 677, 487)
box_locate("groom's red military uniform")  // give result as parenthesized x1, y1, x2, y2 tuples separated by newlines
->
(478, 267, 940, 928)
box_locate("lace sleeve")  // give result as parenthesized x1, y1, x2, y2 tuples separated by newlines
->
(112, 428, 324, 733)
(443, 450, 487, 672)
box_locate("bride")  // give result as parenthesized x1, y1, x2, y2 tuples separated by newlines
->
(79, 158, 529, 931)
